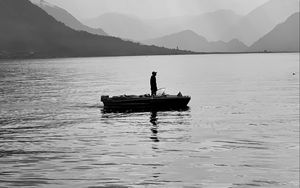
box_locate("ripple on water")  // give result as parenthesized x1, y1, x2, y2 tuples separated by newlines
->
(0, 54, 299, 187)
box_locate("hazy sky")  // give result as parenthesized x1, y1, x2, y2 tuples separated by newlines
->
(43, 0, 269, 20)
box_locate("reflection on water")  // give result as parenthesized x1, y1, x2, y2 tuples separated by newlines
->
(0, 54, 299, 187)
(150, 111, 159, 143)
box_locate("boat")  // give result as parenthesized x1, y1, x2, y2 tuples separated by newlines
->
(101, 93, 191, 112)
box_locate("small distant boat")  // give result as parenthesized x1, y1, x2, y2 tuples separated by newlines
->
(101, 93, 191, 112)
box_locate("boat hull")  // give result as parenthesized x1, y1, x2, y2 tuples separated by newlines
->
(101, 95, 191, 112)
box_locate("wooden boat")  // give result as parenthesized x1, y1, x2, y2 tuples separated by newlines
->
(101, 93, 191, 112)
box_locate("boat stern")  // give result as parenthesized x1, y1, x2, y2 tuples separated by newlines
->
(101, 95, 109, 102)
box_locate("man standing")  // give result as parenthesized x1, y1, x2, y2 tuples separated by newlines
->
(150, 71, 157, 96)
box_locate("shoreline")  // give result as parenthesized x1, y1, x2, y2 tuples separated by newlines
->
(0, 51, 299, 61)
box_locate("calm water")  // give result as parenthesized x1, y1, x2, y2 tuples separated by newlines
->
(0, 54, 299, 188)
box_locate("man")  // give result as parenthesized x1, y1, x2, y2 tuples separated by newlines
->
(150, 71, 157, 96)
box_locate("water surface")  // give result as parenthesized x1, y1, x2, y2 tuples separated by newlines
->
(0, 54, 299, 187)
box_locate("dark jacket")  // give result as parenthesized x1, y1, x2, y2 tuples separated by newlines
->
(150, 75, 157, 91)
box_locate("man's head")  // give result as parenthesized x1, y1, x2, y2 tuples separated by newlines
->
(152, 71, 157, 76)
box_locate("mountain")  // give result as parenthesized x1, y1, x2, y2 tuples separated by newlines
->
(144, 30, 207, 52)
(222, 0, 300, 45)
(144, 10, 242, 42)
(250, 12, 299, 52)
(84, 10, 242, 42)
(84, 13, 157, 41)
(0, 0, 191, 59)
(183, 10, 243, 42)
(143, 30, 248, 53)
(34, 0, 107, 36)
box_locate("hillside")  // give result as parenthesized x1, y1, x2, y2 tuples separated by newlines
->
(35, 0, 107, 36)
(0, 0, 191, 59)
(250, 12, 299, 52)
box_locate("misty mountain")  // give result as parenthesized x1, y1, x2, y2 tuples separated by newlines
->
(250, 12, 299, 52)
(83, 10, 242, 42)
(84, 13, 157, 41)
(145, 10, 243, 42)
(0, 0, 190, 59)
(143, 30, 248, 53)
(222, 0, 300, 45)
(182, 10, 243, 42)
(34, 0, 107, 36)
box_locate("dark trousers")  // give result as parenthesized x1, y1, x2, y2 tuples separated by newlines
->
(151, 90, 157, 96)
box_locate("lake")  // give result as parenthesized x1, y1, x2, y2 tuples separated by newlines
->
(0, 53, 299, 188)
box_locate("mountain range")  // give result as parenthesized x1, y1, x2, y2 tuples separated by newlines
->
(27, 0, 300, 53)
(0, 0, 190, 59)
(0, 0, 298, 59)
(83, 0, 299, 47)
(143, 11, 299, 53)
(143, 30, 248, 53)
(152, 10, 243, 42)
(84, 10, 243, 42)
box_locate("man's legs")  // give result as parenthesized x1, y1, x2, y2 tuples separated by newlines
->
(151, 90, 156, 96)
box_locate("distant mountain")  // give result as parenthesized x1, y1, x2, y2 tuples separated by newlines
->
(184, 10, 243, 42)
(34, 0, 107, 36)
(250, 12, 299, 52)
(145, 10, 243, 42)
(143, 30, 248, 53)
(84, 10, 242, 42)
(0, 0, 191, 59)
(222, 0, 300, 45)
(84, 13, 157, 41)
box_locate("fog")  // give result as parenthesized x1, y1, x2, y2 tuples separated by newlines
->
(39, 0, 269, 20)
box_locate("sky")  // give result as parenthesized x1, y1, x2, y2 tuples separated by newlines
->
(42, 0, 269, 20)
